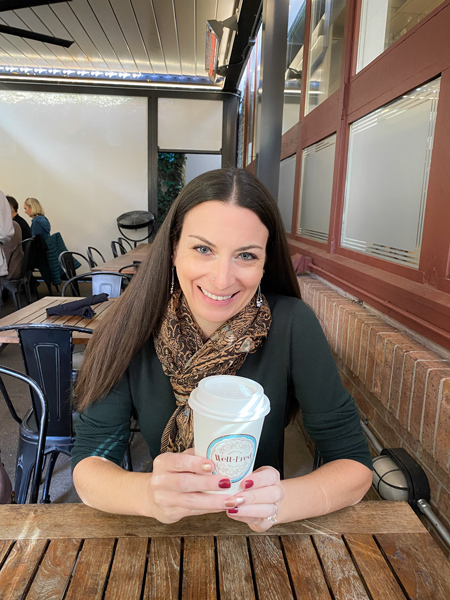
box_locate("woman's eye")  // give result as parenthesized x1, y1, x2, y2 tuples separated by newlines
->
(194, 245, 211, 254)
(239, 252, 257, 261)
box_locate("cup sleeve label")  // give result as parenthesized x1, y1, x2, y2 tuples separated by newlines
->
(207, 434, 257, 482)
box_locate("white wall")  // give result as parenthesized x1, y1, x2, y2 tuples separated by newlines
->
(0, 90, 148, 262)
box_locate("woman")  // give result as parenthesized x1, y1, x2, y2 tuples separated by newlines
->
(72, 168, 372, 531)
(24, 197, 51, 240)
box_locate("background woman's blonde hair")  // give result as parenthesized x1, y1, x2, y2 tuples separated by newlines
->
(25, 197, 45, 217)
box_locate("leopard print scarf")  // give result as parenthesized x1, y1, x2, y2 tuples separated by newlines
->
(154, 289, 272, 453)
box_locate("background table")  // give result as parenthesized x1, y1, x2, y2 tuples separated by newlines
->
(0, 501, 449, 599)
(92, 243, 152, 274)
(0, 296, 116, 345)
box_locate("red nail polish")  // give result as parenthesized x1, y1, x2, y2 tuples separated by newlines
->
(244, 480, 254, 489)
(227, 508, 239, 514)
(219, 479, 231, 489)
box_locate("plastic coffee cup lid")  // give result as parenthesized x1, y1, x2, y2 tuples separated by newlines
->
(188, 375, 270, 422)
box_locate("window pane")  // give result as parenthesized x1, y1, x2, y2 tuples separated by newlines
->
(305, 0, 347, 115)
(278, 154, 297, 232)
(282, 1, 306, 134)
(341, 79, 440, 267)
(158, 98, 222, 151)
(357, 0, 445, 73)
(298, 134, 336, 242)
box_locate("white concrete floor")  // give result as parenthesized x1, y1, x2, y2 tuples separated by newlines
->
(0, 290, 313, 504)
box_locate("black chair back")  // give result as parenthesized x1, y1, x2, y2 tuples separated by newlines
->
(0, 366, 48, 503)
(111, 240, 127, 258)
(58, 251, 90, 296)
(117, 237, 133, 251)
(87, 246, 105, 268)
(0, 324, 92, 437)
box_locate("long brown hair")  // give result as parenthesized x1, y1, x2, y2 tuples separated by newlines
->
(74, 168, 301, 410)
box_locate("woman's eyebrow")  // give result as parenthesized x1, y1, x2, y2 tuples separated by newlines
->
(188, 235, 264, 252)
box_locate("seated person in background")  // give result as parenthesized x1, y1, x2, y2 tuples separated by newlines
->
(0, 190, 14, 310)
(3, 221, 23, 280)
(72, 168, 372, 531)
(6, 195, 31, 241)
(24, 197, 51, 240)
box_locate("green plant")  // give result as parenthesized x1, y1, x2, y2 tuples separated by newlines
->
(157, 152, 187, 228)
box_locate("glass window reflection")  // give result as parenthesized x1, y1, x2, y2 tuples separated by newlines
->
(357, 0, 445, 73)
(305, 0, 347, 115)
(283, 1, 306, 134)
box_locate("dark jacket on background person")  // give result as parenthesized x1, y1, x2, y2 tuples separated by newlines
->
(14, 214, 32, 241)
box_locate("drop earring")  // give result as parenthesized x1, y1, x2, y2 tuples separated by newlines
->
(170, 266, 175, 295)
(256, 283, 263, 308)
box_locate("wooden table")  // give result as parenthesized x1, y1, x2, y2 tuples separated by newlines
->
(92, 243, 152, 274)
(0, 296, 116, 345)
(0, 501, 449, 599)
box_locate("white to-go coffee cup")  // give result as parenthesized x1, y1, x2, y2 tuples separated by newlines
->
(188, 375, 270, 494)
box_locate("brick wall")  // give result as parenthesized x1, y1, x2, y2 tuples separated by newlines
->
(297, 274, 450, 541)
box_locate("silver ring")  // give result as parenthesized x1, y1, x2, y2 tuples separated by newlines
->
(267, 503, 278, 524)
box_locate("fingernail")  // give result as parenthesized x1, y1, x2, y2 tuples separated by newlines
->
(227, 508, 239, 514)
(244, 480, 254, 489)
(201, 463, 212, 472)
(224, 499, 236, 508)
(235, 496, 245, 506)
(219, 479, 231, 489)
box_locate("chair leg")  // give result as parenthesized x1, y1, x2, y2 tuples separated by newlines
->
(12, 290, 21, 310)
(14, 439, 37, 503)
(41, 451, 58, 503)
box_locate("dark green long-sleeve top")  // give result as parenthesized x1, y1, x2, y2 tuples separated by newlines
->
(71, 294, 372, 474)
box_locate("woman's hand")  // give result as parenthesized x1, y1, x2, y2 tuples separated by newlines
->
(224, 466, 285, 532)
(146, 449, 240, 524)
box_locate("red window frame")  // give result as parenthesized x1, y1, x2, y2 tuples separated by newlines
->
(281, 0, 450, 348)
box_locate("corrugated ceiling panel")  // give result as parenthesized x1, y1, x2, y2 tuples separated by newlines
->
(131, 0, 165, 74)
(152, 0, 180, 75)
(0, 10, 58, 67)
(0, 33, 28, 66)
(108, 0, 153, 72)
(69, 0, 123, 71)
(50, 3, 110, 70)
(6, 7, 74, 69)
(31, 5, 89, 70)
(174, 0, 196, 75)
(85, 0, 136, 72)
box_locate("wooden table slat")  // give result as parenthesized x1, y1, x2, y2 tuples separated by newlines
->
(0, 297, 117, 345)
(0, 540, 13, 567)
(104, 537, 147, 600)
(250, 536, 294, 600)
(377, 532, 450, 599)
(65, 538, 115, 600)
(345, 534, 406, 600)
(0, 502, 427, 541)
(217, 536, 256, 600)
(25, 538, 81, 600)
(182, 537, 216, 600)
(313, 535, 370, 600)
(0, 539, 47, 600)
(144, 537, 181, 600)
(92, 243, 151, 273)
(281, 535, 332, 600)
